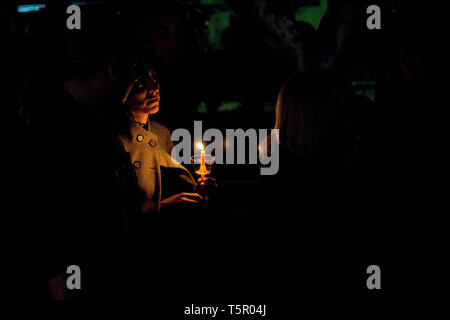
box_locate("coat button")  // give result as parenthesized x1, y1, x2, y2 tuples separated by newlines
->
(137, 134, 144, 142)
(149, 139, 157, 147)
(133, 161, 141, 169)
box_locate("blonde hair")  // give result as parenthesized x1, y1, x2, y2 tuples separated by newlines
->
(275, 71, 349, 161)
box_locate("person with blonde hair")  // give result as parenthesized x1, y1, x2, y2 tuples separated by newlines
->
(251, 71, 364, 293)
(274, 71, 352, 162)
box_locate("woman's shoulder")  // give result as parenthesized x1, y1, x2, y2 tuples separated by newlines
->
(149, 120, 173, 153)
(149, 121, 171, 138)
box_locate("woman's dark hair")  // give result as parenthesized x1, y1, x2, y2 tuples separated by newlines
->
(275, 71, 352, 161)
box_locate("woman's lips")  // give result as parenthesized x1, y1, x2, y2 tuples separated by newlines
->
(146, 97, 159, 105)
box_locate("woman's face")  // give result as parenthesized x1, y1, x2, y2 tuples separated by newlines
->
(127, 67, 160, 115)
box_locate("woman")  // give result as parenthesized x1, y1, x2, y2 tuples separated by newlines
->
(120, 60, 208, 217)
(257, 71, 357, 202)
(252, 71, 365, 291)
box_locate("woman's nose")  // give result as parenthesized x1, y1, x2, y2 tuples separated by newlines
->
(144, 77, 159, 91)
(148, 88, 159, 98)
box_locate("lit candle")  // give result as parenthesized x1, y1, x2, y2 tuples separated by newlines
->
(196, 143, 207, 179)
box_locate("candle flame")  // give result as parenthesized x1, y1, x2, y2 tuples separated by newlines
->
(197, 143, 204, 151)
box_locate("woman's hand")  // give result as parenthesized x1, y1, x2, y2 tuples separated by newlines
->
(160, 192, 205, 209)
(197, 177, 218, 187)
(195, 177, 219, 201)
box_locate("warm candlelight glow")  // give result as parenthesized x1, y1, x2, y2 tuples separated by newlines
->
(196, 142, 208, 178)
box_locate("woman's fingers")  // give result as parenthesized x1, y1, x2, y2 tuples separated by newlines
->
(199, 177, 216, 182)
(180, 197, 201, 204)
(160, 192, 206, 209)
(180, 193, 204, 201)
(197, 177, 218, 187)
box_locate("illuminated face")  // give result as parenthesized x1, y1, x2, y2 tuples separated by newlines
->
(139, 15, 186, 67)
(128, 68, 160, 115)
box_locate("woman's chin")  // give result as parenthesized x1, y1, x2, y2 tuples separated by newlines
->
(147, 103, 160, 115)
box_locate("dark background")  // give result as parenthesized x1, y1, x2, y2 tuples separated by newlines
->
(2, 0, 448, 311)
(2, 0, 385, 221)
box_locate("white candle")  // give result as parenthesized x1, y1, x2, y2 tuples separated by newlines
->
(196, 143, 207, 179)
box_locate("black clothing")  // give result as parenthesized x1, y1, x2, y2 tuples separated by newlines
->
(32, 89, 142, 299)
(246, 146, 370, 299)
